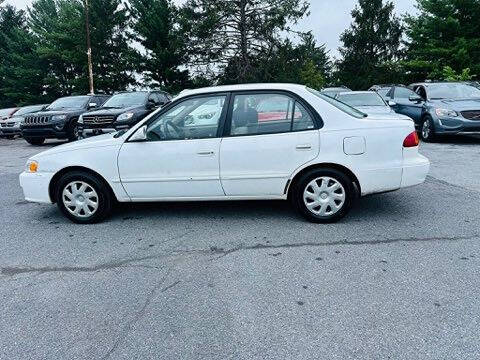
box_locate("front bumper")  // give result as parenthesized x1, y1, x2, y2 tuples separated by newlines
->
(435, 117, 480, 134)
(401, 154, 430, 188)
(21, 125, 68, 139)
(19, 171, 55, 204)
(0, 123, 21, 136)
(79, 123, 131, 137)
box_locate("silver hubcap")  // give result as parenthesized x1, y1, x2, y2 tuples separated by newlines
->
(303, 177, 346, 217)
(62, 181, 99, 218)
(422, 120, 430, 139)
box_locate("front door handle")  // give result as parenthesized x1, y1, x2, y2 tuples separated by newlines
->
(296, 145, 312, 150)
(197, 151, 215, 156)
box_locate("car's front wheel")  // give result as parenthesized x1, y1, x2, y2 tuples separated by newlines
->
(292, 168, 354, 223)
(420, 116, 436, 142)
(55, 171, 113, 224)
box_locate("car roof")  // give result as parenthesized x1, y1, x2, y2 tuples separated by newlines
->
(177, 83, 308, 99)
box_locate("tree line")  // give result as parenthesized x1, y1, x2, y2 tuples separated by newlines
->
(0, 0, 479, 107)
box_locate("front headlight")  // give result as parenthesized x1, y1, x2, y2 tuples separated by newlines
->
(116, 112, 134, 122)
(435, 108, 458, 117)
(51, 114, 67, 121)
(78, 115, 84, 124)
(26, 160, 38, 173)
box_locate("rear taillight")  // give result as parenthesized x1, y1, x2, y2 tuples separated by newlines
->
(403, 131, 419, 148)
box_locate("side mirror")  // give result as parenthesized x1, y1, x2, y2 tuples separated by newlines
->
(409, 96, 423, 103)
(388, 100, 397, 106)
(130, 125, 147, 142)
(88, 102, 97, 109)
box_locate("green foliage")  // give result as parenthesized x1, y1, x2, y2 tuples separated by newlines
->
(129, 0, 191, 93)
(300, 60, 325, 90)
(336, 0, 403, 90)
(0, 4, 48, 107)
(442, 66, 473, 81)
(404, 0, 480, 81)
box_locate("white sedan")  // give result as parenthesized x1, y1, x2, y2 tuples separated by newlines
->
(20, 84, 430, 224)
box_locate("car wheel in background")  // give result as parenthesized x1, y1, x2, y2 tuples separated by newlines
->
(292, 168, 354, 223)
(420, 116, 436, 142)
(67, 120, 80, 142)
(55, 171, 113, 224)
(24, 137, 45, 145)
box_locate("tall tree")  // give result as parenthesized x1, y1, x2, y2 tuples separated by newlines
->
(0, 3, 48, 106)
(129, 0, 190, 93)
(28, 0, 136, 96)
(404, 0, 480, 81)
(336, 0, 403, 89)
(181, 0, 310, 83)
(223, 32, 330, 88)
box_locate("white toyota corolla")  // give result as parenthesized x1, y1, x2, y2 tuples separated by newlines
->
(20, 84, 430, 224)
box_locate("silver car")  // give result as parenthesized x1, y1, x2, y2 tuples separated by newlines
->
(335, 91, 413, 121)
(0, 104, 47, 139)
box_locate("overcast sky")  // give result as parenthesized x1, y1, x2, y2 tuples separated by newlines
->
(7, 0, 416, 57)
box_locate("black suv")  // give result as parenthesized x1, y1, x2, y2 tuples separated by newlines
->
(21, 94, 110, 145)
(78, 91, 171, 138)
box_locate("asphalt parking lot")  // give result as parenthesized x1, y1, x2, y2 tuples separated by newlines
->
(1, 136, 480, 360)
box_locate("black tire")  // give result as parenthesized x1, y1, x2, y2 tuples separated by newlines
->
(25, 137, 45, 145)
(67, 119, 79, 142)
(420, 116, 436, 142)
(55, 171, 113, 224)
(292, 168, 355, 223)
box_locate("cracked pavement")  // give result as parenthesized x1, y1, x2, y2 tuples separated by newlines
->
(1, 135, 480, 359)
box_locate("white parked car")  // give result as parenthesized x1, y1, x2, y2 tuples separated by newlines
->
(20, 84, 430, 224)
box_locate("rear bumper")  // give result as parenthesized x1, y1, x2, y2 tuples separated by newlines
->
(401, 154, 430, 188)
(19, 171, 54, 204)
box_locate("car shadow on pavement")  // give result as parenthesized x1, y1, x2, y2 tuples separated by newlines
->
(108, 192, 410, 224)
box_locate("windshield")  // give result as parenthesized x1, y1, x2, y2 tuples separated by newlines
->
(308, 88, 366, 119)
(427, 83, 480, 100)
(377, 88, 391, 99)
(47, 96, 90, 110)
(336, 93, 386, 107)
(0, 108, 16, 117)
(13, 105, 44, 116)
(102, 92, 147, 108)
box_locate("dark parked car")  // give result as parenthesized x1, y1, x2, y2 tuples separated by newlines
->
(386, 82, 480, 141)
(320, 86, 352, 98)
(21, 94, 110, 145)
(0, 104, 48, 139)
(78, 91, 171, 138)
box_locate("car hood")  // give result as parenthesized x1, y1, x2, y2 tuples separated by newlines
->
(32, 133, 123, 159)
(355, 106, 393, 114)
(431, 98, 480, 111)
(365, 113, 414, 122)
(83, 105, 143, 116)
(28, 109, 82, 116)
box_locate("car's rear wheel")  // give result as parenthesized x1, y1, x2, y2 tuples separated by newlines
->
(24, 137, 45, 145)
(55, 171, 113, 224)
(292, 168, 354, 223)
(420, 116, 436, 142)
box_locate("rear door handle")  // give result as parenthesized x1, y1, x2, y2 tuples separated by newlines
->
(197, 151, 215, 156)
(296, 145, 312, 150)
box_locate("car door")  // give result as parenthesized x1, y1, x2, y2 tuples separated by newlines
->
(118, 94, 229, 200)
(391, 86, 424, 123)
(220, 92, 320, 197)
